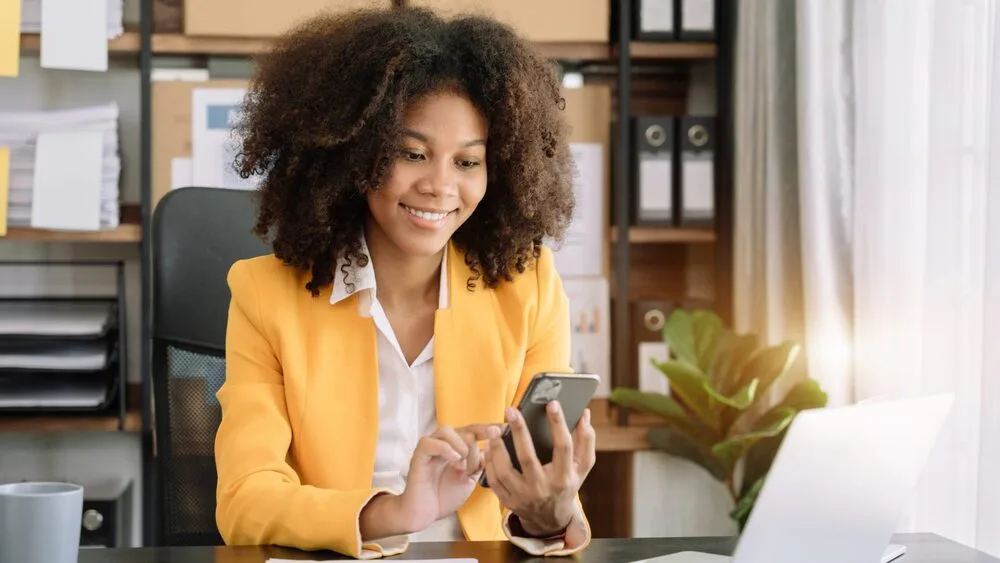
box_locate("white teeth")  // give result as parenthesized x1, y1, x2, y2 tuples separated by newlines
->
(404, 206, 448, 221)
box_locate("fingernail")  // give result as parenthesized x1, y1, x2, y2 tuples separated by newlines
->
(488, 426, 501, 438)
(548, 401, 561, 414)
(506, 407, 519, 422)
(584, 408, 591, 424)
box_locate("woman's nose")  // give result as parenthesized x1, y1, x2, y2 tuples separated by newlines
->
(417, 160, 457, 195)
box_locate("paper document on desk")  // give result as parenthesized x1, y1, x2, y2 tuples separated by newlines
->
(632, 552, 729, 563)
(267, 560, 477, 563)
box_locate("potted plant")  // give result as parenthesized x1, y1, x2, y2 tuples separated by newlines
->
(610, 308, 828, 530)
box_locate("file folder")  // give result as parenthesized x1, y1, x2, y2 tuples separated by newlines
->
(634, 0, 674, 41)
(679, 0, 715, 41)
(632, 116, 675, 226)
(679, 116, 715, 227)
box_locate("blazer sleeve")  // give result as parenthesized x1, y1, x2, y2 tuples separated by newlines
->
(214, 260, 406, 559)
(500, 246, 593, 556)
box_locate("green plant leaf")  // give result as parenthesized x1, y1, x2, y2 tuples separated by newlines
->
(774, 378, 829, 412)
(710, 332, 759, 393)
(740, 433, 783, 498)
(691, 309, 725, 373)
(730, 477, 765, 531)
(702, 377, 758, 410)
(664, 309, 698, 367)
(609, 387, 686, 421)
(711, 406, 795, 474)
(609, 387, 716, 443)
(727, 340, 800, 400)
(652, 359, 719, 431)
(647, 426, 727, 481)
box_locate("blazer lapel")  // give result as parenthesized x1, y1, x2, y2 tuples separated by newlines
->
(433, 242, 511, 429)
(298, 286, 380, 489)
(434, 243, 511, 541)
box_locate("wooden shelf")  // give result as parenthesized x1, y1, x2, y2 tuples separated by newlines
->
(2, 223, 141, 243)
(19, 31, 141, 54)
(0, 410, 141, 433)
(596, 425, 651, 452)
(1, 205, 142, 243)
(629, 41, 717, 59)
(19, 33, 715, 62)
(610, 226, 716, 244)
(149, 34, 716, 61)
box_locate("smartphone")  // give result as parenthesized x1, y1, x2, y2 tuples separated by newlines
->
(480, 372, 601, 487)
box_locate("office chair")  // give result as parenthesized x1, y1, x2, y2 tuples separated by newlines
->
(150, 187, 270, 546)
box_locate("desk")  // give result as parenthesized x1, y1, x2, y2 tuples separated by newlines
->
(79, 534, 996, 563)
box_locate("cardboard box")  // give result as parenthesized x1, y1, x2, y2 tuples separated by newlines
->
(562, 85, 611, 146)
(410, 0, 609, 43)
(151, 79, 249, 210)
(184, 0, 393, 38)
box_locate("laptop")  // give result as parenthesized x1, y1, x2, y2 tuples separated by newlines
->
(643, 393, 954, 563)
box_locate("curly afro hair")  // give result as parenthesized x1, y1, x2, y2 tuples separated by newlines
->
(234, 5, 577, 296)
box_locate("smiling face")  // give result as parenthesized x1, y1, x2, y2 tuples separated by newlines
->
(365, 88, 489, 258)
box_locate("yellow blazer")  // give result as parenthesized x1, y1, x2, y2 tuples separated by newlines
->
(214, 242, 591, 559)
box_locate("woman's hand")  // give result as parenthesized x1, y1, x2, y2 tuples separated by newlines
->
(396, 424, 497, 534)
(483, 401, 596, 539)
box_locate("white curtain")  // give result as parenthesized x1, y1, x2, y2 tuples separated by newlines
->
(847, 0, 999, 554)
(737, 0, 1000, 555)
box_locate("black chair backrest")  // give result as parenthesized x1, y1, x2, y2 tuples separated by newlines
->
(151, 187, 270, 547)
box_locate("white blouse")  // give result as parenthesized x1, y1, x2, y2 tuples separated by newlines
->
(329, 235, 461, 543)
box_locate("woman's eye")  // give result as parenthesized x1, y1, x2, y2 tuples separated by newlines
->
(401, 150, 424, 162)
(457, 159, 481, 169)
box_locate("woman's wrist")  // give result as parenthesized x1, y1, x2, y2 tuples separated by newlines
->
(359, 492, 419, 540)
(513, 510, 572, 539)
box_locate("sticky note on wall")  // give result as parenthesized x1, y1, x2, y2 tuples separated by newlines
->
(0, 147, 9, 236)
(0, 0, 21, 77)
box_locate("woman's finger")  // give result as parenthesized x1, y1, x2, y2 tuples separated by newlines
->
(484, 437, 514, 503)
(572, 408, 597, 476)
(458, 424, 501, 442)
(505, 407, 544, 481)
(547, 401, 575, 481)
(487, 432, 524, 497)
(412, 436, 462, 465)
(433, 426, 470, 459)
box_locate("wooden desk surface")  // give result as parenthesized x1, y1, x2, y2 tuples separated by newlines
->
(79, 534, 996, 563)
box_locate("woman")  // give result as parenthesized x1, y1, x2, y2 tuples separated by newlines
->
(215, 4, 596, 560)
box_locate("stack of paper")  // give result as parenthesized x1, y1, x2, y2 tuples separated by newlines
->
(0, 300, 118, 411)
(0, 103, 120, 231)
(19, 0, 124, 38)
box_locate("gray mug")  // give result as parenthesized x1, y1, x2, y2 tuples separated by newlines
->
(0, 482, 84, 563)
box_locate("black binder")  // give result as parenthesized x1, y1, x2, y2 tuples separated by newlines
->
(678, 116, 716, 227)
(632, 115, 676, 226)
